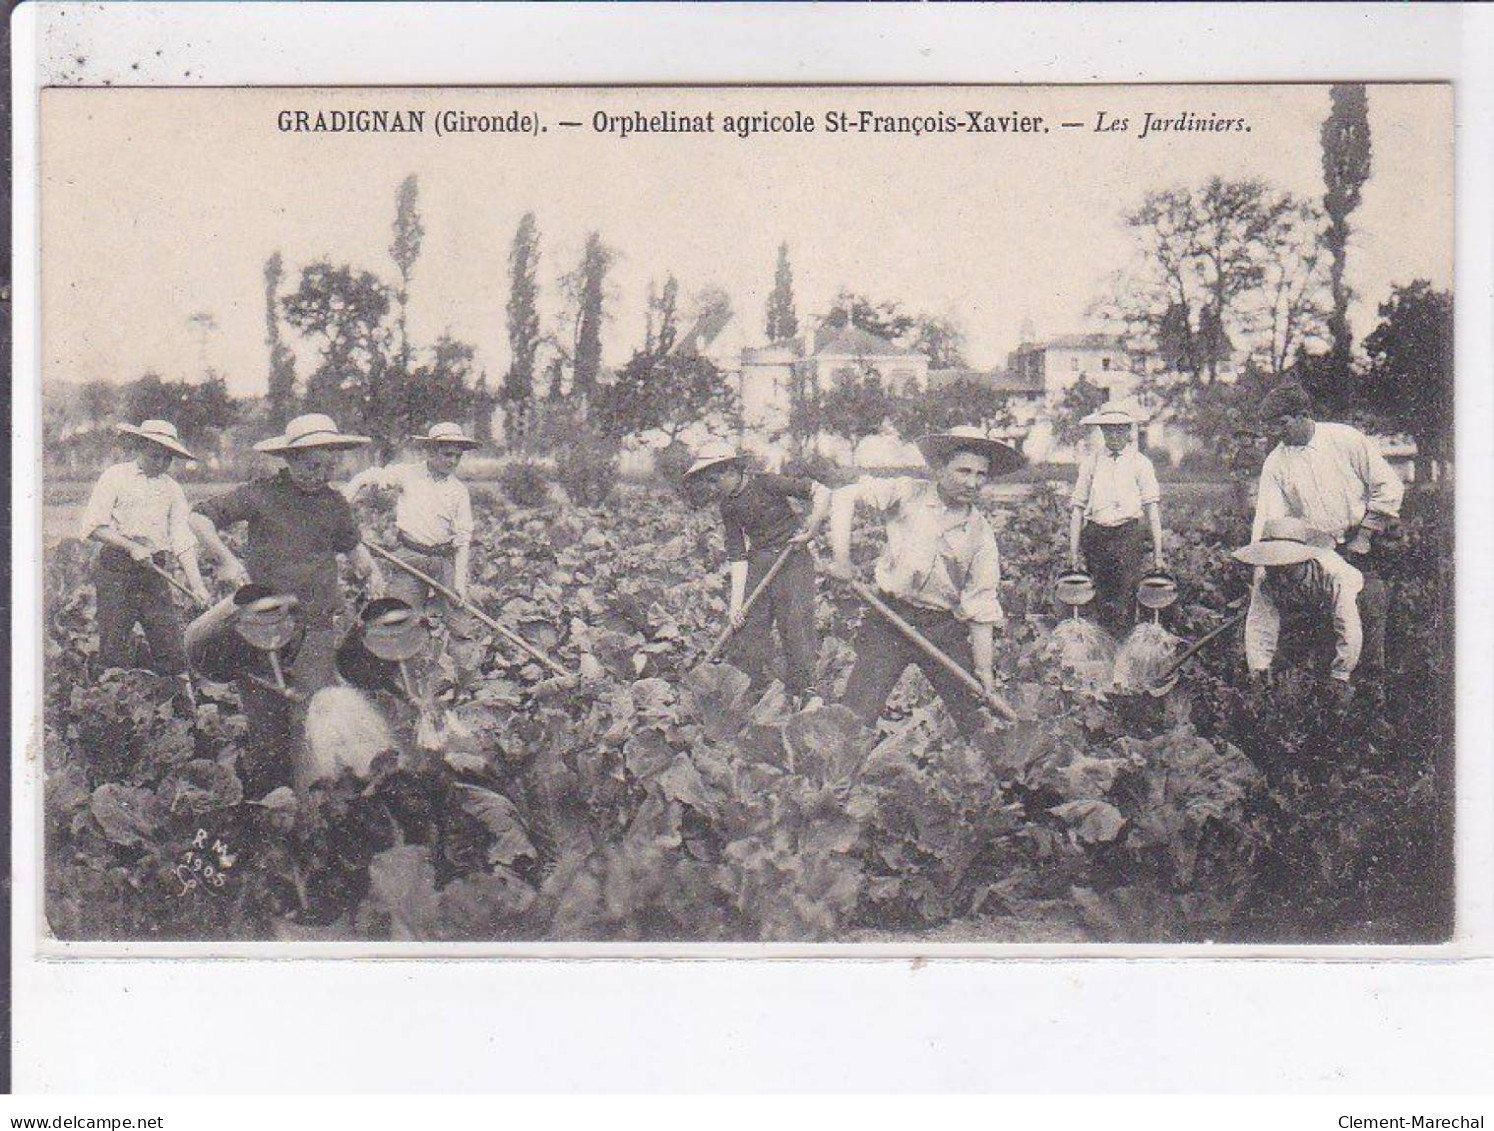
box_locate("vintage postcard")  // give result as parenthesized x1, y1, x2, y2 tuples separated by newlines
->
(34, 81, 1456, 952)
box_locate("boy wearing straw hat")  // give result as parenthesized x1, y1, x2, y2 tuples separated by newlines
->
(684, 442, 831, 705)
(1068, 399, 1166, 639)
(189, 413, 383, 791)
(344, 422, 479, 621)
(1234, 516, 1364, 701)
(826, 426, 1024, 734)
(79, 419, 212, 680)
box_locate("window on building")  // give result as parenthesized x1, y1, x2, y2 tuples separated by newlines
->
(1101, 357, 1112, 371)
(1071, 357, 1079, 371)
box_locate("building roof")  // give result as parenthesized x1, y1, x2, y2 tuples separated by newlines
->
(928, 367, 1046, 396)
(812, 323, 921, 360)
(1041, 332, 1127, 352)
(673, 305, 735, 357)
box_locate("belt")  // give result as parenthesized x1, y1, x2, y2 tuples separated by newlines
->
(397, 531, 457, 558)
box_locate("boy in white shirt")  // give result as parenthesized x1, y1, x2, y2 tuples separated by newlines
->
(344, 422, 478, 621)
(78, 420, 211, 678)
(1068, 401, 1166, 639)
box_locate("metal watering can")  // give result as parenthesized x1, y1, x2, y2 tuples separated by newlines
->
(1054, 570, 1096, 618)
(1136, 571, 1179, 610)
(186, 585, 304, 691)
(335, 598, 431, 698)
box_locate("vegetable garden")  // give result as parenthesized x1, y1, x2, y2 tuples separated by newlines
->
(42, 477, 1454, 944)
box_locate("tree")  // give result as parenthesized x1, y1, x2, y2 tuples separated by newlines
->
(123, 371, 237, 451)
(406, 332, 479, 432)
(896, 377, 1013, 438)
(1102, 177, 1327, 387)
(1321, 84, 1372, 371)
(80, 379, 118, 428)
(1050, 375, 1109, 449)
(818, 369, 900, 455)
(282, 261, 397, 453)
(263, 252, 298, 428)
(821, 291, 916, 343)
(503, 211, 541, 435)
(766, 242, 799, 343)
(653, 275, 681, 357)
(597, 349, 738, 445)
(909, 314, 968, 370)
(567, 231, 615, 401)
(388, 174, 424, 375)
(1361, 281, 1453, 481)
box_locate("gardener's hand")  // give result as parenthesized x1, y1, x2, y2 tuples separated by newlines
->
(1068, 552, 1083, 571)
(824, 558, 855, 583)
(220, 558, 251, 589)
(128, 542, 154, 564)
(364, 566, 385, 598)
(978, 670, 999, 702)
(1154, 551, 1168, 571)
(729, 607, 746, 631)
(191, 581, 213, 607)
(790, 525, 816, 545)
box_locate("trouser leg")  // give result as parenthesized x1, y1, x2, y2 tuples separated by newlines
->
(840, 607, 916, 727)
(93, 565, 140, 670)
(237, 619, 339, 797)
(1082, 520, 1143, 639)
(1356, 573, 1388, 680)
(770, 548, 819, 697)
(910, 611, 988, 736)
(136, 574, 188, 676)
(727, 546, 787, 692)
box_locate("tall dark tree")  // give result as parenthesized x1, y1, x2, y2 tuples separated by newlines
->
(1051, 375, 1110, 449)
(569, 231, 615, 401)
(1321, 84, 1372, 371)
(504, 211, 541, 416)
(80, 379, 118, 428)
(596, 349, 737, 445)
(263, 251, 298, 428)
(766, 242, 799, 343)
(1361, 281, 1453, 481)
(818, 369, 900, 453)
(654, 275, 680, 356)
(822, 291, 916, 343)
(388, 174, 424, 376)
(406, 332, 478, 432)
(123, 371, 237, 451)
(896, 378, 1012, 438)
(910, 315, 967, 370)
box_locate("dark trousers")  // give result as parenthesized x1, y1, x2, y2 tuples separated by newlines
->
(1274, 574, 1388, 682)
(93, 550, 187, 676)
(841, 593, 987, 735)
(236, 615, 339, 796)
(728, 544, 818, 696)
(1080, 519, 1146, 640)
(1343, 550, 1389, 679)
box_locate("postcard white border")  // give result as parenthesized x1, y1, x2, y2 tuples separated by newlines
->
(12, 1, 1494, 1092)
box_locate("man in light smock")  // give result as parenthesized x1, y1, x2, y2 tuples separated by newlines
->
(1252, 382, 1402, 680)
(826, 426, 1024, 735)
(79, 419, 212, 684)
(344, 422, 479, 621)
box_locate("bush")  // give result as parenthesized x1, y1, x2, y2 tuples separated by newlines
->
(781, 449, 853, 487)
(497, 460, 552, 508)
(555, 431, 620, 508)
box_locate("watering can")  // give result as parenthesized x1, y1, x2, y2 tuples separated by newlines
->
(335, 597, 431, 697)
(1054, 570, 1096, 613)
(186, 586, 304, 684)
(1136, 571, 1179, 611)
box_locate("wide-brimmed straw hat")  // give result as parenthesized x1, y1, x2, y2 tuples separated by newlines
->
(115, 419, 195, 460)
(1080, 399, 1144, 427)
(253, 413, 371, 455)
(1232, 517, 1336, 567)
(683, 441, 745, 480)
(916, 426, 1025, 476)
(411, 422, 481, 449)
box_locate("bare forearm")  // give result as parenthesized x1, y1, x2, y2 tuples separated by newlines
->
(728, 560, 749, 612)
(88, 527, 144, 556)
(188, 513, 236, 567)
(1146, 502, 1164, 561)
(453, 545, 471, 596)
(1068, 508, 1084, 564)
(970, 622, 995, 683)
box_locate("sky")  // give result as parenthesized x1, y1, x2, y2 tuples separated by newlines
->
(40, 83, 1452, 398)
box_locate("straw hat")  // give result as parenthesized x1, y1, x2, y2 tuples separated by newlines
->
(1080, 399, 1144, 427)
(1232, 517, 1336, 568)
(682, 441, 745, 480)
(411, 422, 481, 449)
(253, 413, 371, 454)
(115, 419, 195, 460)
(916, 426, 1025, 476)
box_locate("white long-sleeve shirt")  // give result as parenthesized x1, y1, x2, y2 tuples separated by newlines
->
(1252, 421, 1404, 543)
(1244, 550, 1364, 681)
(1071, 444, 1160, 526)
(344, 461, 474, 548)
(830, 476, 1004, 625)
(78, 461, 197, 556)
